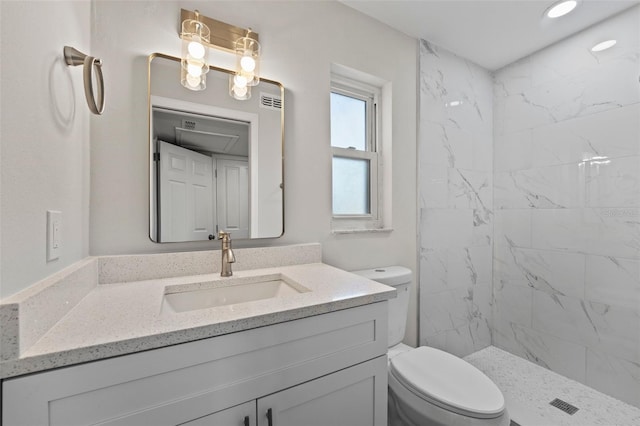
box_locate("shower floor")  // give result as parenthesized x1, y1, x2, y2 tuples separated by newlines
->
(464, 346, 640, 426)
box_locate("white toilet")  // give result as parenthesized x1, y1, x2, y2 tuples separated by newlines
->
(353, 266, 510, 426)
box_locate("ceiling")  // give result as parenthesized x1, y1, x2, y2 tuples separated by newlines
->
(341, 0, 639, 70)
(153, 108, 249, 157)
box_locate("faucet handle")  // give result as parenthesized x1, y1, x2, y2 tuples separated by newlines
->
(218, 231, 231, 241)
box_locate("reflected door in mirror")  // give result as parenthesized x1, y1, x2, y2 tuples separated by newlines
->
(158, 141, 215, 242)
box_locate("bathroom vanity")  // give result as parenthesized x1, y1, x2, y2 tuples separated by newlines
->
(0, 245, 394, 426)
(3, 303, 387, 425)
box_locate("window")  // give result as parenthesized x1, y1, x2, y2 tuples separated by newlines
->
(330, 72, 383, 230)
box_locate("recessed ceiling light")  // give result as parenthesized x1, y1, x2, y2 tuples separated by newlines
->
(546, 0, 578, 18)
(591, 40, 617, 52)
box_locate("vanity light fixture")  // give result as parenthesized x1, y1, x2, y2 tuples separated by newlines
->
(230, 30, 261, 100)
(180, 10, 210, 91)
(546, 0, 578, 18)
(591, 39, 617, 52)
(178, 9, 261, 100)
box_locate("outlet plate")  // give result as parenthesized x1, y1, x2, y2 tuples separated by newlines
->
(47, 210, 62, 261)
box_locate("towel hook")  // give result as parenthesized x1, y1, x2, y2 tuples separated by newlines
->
(63, 46, 105, 115)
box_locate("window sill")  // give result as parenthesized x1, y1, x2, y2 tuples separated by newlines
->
(331, 228, 394, 235)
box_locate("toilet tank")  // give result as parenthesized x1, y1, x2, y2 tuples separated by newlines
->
(352, 266, 412, 347)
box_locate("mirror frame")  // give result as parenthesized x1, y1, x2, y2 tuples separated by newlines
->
(147, 53, 285, 242)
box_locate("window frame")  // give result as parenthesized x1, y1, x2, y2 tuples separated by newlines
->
(330, 75, 382, 229)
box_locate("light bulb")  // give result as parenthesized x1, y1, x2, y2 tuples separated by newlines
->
(546, 0, 577, 18)
(188, 41, 205, 59)
(186, 74, 201, 88)
(234, 75, 248, 88)
(240, 55, 256, 72)
(187, 63, 203, 77)
(233, 85, 248, 97)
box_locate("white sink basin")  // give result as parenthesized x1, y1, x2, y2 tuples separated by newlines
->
(162, 275, 310, 313)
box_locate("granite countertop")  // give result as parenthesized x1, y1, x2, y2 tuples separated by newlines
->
(0, 261, 394, 379)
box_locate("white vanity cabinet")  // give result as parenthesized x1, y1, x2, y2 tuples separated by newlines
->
(2, 302, 388, 426)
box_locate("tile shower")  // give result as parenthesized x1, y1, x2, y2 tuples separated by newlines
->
(419, 5, 639, 408)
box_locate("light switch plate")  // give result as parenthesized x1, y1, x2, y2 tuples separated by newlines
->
(47, 210, 62, 261)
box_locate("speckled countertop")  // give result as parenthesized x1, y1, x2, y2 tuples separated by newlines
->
(0, 260, 394, 379)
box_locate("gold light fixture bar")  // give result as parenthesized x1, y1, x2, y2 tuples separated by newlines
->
(180, 9, 259, 53)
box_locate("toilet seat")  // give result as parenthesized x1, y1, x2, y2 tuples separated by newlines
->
(389, 346, 505, 419)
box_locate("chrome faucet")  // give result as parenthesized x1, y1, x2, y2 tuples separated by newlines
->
(218, 231, 236, 277)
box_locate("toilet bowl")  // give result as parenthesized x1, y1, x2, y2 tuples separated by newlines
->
(353, 267, 509, 426)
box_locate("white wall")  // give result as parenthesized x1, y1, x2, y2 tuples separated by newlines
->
(89, 1, 419, 344)
(0, 1, 91, 298)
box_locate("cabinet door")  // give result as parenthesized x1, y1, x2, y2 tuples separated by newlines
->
(93, 400, 255, 426)
(77, 399, 256, 426)
(257, 356, 387, 426)
(180, 401, 255, 426)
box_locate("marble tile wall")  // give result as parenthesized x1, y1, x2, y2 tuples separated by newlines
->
(492, 6, 640, 407)
(419, 6, 639, 407)
(418, 40, 494, 358)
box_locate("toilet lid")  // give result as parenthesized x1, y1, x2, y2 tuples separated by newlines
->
(389, 347, 505, 418)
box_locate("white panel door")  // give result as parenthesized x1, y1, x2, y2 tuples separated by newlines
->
(159, 141, 214, 242)
(216, 159, 249, 239)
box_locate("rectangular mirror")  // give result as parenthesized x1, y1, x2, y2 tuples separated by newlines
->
(148, 54, 284, 242)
